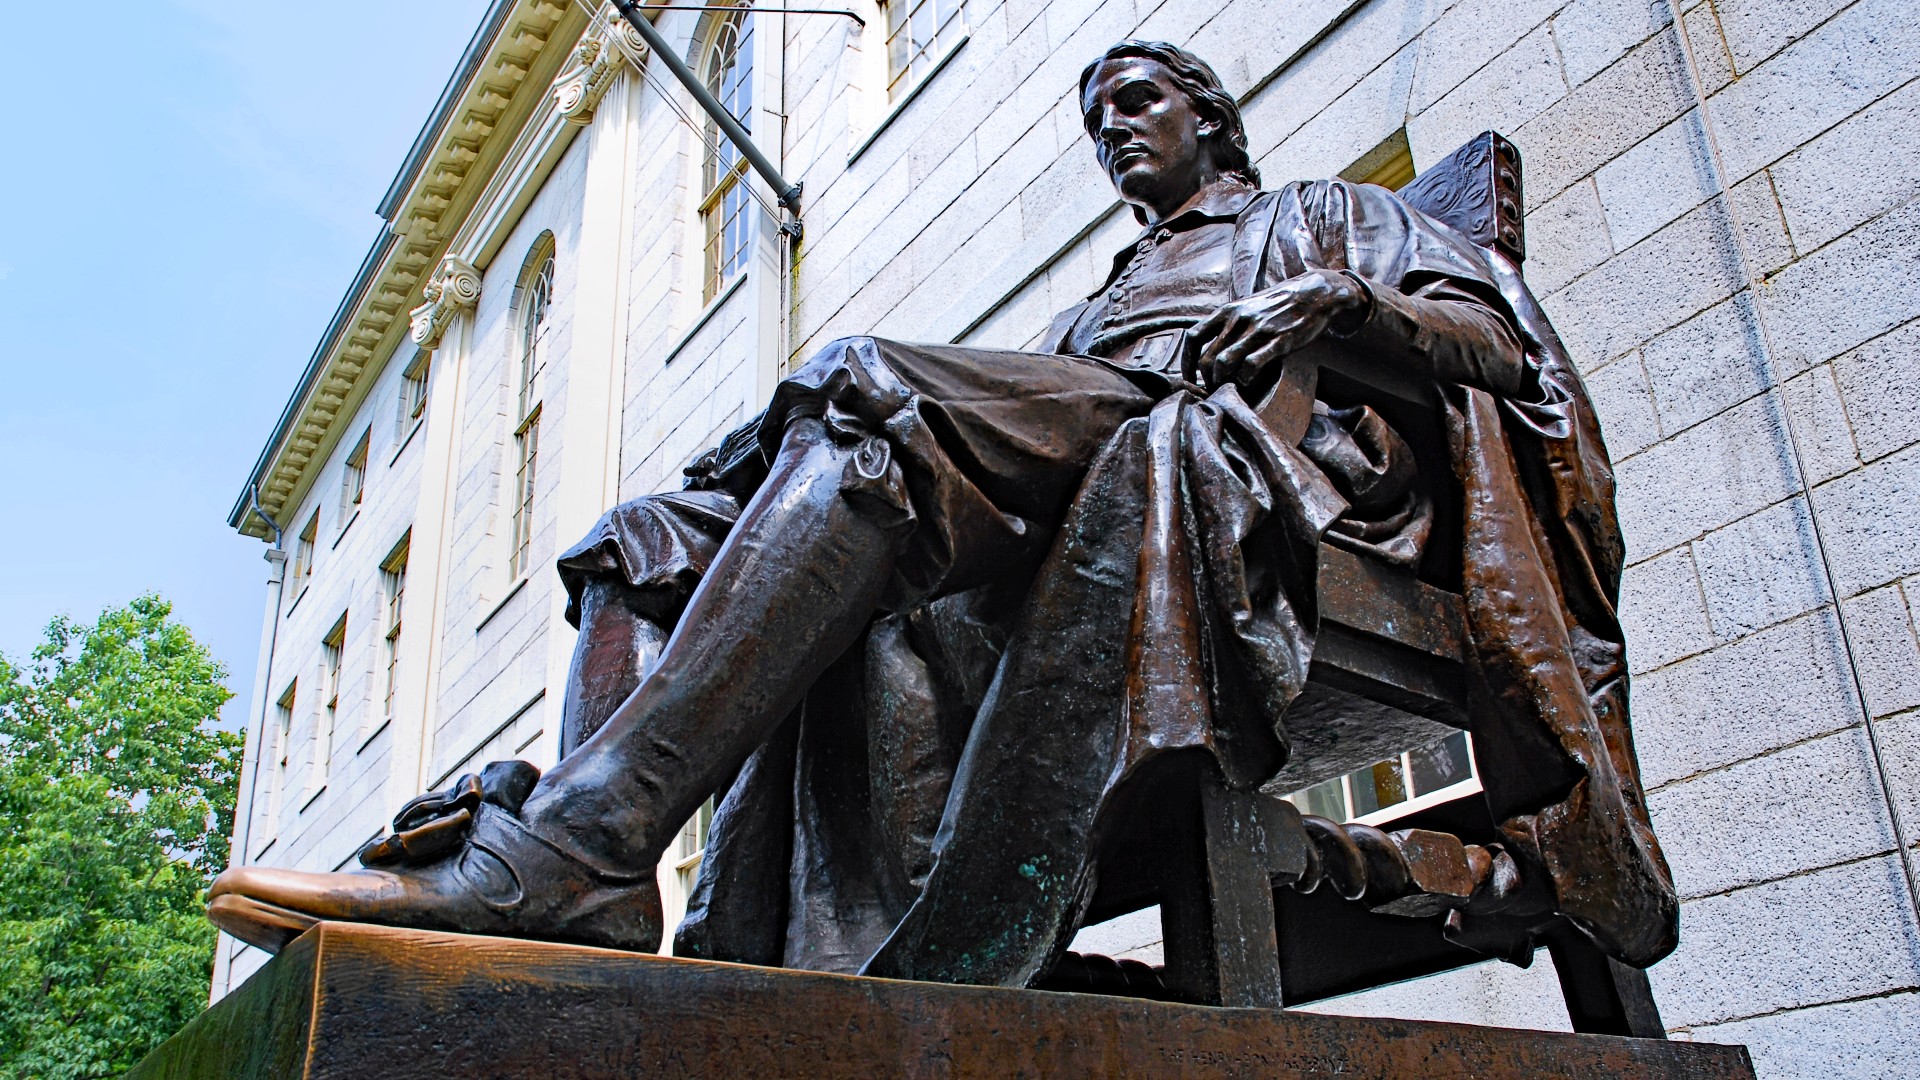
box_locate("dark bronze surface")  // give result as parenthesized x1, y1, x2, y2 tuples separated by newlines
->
(1398, 131, 1526, 265)
(135, 924, 1752, 1079)
(209, 39, 1683, 1045)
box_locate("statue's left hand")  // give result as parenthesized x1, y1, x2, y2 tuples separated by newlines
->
(1185, 268, 1370, 390)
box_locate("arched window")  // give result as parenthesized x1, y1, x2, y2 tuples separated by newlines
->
(700, 4, 754, 302)
(511, 239, 556, 578)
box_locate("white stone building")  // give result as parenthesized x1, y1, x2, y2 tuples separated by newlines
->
(218, 0, 1920, 1073)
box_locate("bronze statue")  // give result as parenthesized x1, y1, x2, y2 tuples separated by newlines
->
(210, 41, 1677, 998)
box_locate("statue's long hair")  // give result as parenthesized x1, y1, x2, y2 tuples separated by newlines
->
(1079, 41, 1260, 188)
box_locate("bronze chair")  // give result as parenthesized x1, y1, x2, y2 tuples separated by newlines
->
(1044, 133, 1666, 1039)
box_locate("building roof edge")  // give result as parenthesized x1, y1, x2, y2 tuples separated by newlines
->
(226, 228, 398, 534)
(227, 0, 586, 542)
(376, 0, 520, 222)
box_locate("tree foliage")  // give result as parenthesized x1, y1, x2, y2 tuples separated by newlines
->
(0, 595, 239, 1078)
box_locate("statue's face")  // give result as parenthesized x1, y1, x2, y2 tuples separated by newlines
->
(1082, 57, 1218, 216)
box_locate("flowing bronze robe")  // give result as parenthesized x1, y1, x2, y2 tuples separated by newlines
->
(558, 180, 1677, 987)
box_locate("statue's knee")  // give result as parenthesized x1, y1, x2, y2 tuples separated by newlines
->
(789, 334, 885, 372)
(823, 334, 880, 354)
(784, 336, 909, 409)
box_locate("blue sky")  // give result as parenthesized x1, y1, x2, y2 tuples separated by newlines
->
(0, 0, 488, 716)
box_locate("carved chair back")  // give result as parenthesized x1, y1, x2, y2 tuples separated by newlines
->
(1049, 133, 1665, 1040)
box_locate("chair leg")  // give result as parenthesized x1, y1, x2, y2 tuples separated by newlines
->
(1159, 781, 1287, 1008)
(1545, 928, 1666, 1038)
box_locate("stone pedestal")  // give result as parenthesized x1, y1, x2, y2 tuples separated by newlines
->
(134, 923, 1753, 1078)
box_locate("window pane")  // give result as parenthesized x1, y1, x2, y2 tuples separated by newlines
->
(512, 411, 540, 577)
(725, 184, 750, 278)
(705, 209, 723, 297)
(383, 549, 407, 720)
(701, 9, 754, 300)
(1347, 758, 1408, 817)
(519, 253, 553, 419)
(887, 22, 910, 87)
(1409, 730, 1474, 796)
(703, 14, 749, 180)
(883, 0, 963, 101)
(706, 22, 736, 100)
(1371, 758, 1408, 811)
(731, 16, 754, 124)
(1291, 777, 1346, 821)
(677, 797, 715, 861)
(910, 0, 932, 56)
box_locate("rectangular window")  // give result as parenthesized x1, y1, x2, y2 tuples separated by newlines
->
(511, 405, 541, 579)
(341, 431, 369, 520)
(319, 616, 346, 788)
(701, 167, 752, 303)
(291, 513, 319, 595)
(1282, 731, 1478, 826)
(381, 536, 410, 723)
(268, 681, 296, 837)
(398, 350, 431, 441)
(675, 796, 717, 897)
(881, 0, 964, 102)
(512, 249, 554, 580)
(700, 9, 755, 302)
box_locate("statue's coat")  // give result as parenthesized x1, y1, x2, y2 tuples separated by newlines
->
(558, 181, 1677, 983)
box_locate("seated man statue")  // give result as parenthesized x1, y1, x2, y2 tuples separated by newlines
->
(212, 41, 1677, 988)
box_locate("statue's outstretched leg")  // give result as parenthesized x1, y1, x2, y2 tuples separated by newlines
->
(559, 579, 667, 755)
(208, 417, 900, 954)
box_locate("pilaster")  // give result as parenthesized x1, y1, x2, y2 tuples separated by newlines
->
(385, 313, 475, 811)
(533, 70, 644, 772)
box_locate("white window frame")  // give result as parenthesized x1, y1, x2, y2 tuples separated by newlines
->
(699, 4, 755, 303)
(379, 536, 410, 732)
(878, 0, 965, 104)
(318, 614, 346, 791)
(264, 680, 296, 850)
(674, 796, 717, 897)
(340, 430, 369, 528)
(1282, 730, 1482, 827)
(510, 240, 555, 582)
(290, 512, 318, 604)
(397, 350, 431, 447)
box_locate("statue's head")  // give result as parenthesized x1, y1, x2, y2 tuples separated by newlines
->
(1079, 42, 1259, 220)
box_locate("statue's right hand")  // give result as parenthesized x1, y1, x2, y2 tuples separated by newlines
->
(1185, 269, 1369, 391)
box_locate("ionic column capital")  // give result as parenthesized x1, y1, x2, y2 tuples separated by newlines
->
(409, 255, 482, 348)
(552, 4, 648, 126)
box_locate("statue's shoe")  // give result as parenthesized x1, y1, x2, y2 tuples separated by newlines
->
(209, 770, 661, 956)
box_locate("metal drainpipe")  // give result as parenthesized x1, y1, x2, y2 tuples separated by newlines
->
(233, 485, 287, 874)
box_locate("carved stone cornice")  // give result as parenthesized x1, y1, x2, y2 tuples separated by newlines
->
(409, 256, 483, 348)
(552, 4, 648, 125)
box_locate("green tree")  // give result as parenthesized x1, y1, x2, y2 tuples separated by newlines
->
(0, 595, 239, 1079)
